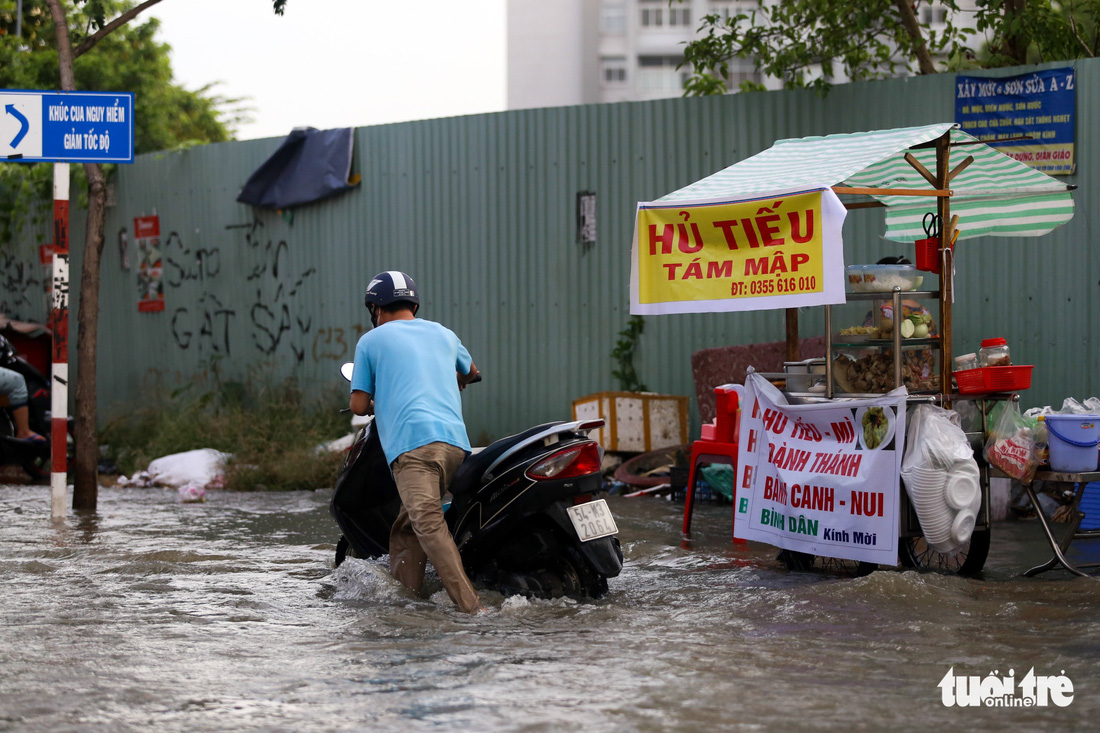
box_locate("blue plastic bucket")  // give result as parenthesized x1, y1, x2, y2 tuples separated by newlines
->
(1079, 482, 1100, 531)
(1045, 414, 1100, 473)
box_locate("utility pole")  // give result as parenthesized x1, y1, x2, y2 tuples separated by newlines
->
(50, 163, 70, 521)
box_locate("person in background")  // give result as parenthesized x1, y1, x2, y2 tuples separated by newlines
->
(348, 270, 484, 615)
(0, 366, 45, 443)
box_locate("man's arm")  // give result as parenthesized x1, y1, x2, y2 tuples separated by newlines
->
(349, 390, 374, 416)
(457, 361, 479, 391)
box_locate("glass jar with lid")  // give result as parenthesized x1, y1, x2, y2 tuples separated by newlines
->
(954, 353, 979, 371)
(979, 337, 1011, 367)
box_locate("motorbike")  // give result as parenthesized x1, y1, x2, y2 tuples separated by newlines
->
(330, 364, 623, 599)
(0, 332, 67, 481)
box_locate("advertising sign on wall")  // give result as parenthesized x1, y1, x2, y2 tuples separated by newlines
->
(630, 187, 847, 315)
(955, 67, 1076, 175)
(734, 372, 904, 565)
(134, 214, 164, 313)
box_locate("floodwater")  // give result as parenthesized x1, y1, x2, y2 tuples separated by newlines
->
(1, 485, 1098, 732)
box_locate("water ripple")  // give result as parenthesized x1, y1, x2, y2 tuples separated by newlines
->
(1, 485, 1097, 731)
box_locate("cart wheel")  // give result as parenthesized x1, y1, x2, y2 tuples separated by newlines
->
(778, 549, 877, 577)
(898, 527, 990, 576)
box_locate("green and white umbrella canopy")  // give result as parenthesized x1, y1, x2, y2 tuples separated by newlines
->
(655, 122, 1074, 242)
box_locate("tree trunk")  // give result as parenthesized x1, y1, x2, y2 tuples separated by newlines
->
(1002, 0, 1030, 64)
(45, 0, 100, 509)
(892, 0, 936, 74)
(44, 0, 75, 87)
(72, 162, 107, 510)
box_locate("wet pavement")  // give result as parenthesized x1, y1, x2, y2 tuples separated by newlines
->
(1, 484, 1097, 731)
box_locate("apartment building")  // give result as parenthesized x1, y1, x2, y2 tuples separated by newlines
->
(506, 0, 968, 110)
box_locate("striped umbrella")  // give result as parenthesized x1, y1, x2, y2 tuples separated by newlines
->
(656, 123, 1074, 242)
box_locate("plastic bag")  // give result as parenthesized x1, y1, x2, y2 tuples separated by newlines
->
(983, 402, 1038, 483)
(699, 463, 734, 500)
(178, 483, 207, 503)
(903, 404, 974, 471)
(147, 448, 229, 489)
(1061, 397, 1090, 415)
(901, 405, 981, 553)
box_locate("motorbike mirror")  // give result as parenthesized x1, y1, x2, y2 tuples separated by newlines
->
(340, 362, 354, 382)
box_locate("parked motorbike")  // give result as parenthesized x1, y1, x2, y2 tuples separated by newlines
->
(330, 364, 623, 599)
(0, 333, 68, 480)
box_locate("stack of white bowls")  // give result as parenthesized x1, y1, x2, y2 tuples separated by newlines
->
(902, 457, 982, 553)
(944, 459, 981, 545)
(902, 464, 955, 550)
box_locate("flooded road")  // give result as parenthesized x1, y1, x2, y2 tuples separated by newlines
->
(2, 485, 1097, 731)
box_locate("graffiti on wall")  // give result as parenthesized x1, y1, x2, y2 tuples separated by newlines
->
(311, 323, 366, 363)
(163, 230, 234, 355)
(171, 291, 235, 355)
(0, 252, 44, 319)
(161, 216, 319, 362)
(234, 218, 316, 362)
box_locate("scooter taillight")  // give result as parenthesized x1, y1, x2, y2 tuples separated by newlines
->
(525, 442, 601, 481)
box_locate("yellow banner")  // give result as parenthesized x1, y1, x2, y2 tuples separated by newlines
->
(629, 187, 849, 312)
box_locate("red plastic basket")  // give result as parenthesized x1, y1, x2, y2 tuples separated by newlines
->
(914, 237, 941, 274)
(954, 365, 1034, 394)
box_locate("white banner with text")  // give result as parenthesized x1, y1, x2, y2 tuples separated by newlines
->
(734, 372, 905, 565)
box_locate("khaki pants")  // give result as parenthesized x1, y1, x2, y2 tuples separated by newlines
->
(389, 442, 481, 614)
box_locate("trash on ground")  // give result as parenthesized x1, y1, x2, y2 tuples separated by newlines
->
(116, 448, 229, 490)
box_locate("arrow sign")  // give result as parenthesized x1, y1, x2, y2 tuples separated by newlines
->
(5, 103, 29, 148)
(1, 90, 133, 163)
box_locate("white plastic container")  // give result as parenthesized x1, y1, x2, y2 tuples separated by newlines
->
(954, 353, 979, 372)
(847, 264, 923, 293)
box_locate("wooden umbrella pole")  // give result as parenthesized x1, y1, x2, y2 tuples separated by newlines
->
(785, 308, 799, 362)
(936, 131, 954, 405)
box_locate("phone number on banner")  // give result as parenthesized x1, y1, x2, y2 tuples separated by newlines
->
(731, 274, 819, 297)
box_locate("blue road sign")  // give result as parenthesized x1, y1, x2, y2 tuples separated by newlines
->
(1, 90, 134, 163)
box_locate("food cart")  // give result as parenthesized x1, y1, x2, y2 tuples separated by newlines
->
(631, 123, 1076, 575)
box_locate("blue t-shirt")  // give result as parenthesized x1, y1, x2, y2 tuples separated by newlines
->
(350, 318, 473, 464)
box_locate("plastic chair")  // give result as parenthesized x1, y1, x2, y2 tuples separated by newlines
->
(682, 384, 745, 543)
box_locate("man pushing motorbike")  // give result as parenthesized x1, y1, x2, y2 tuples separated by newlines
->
(348, 271, 484, 614)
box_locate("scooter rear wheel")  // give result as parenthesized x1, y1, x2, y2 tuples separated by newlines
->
(478, 529, 615, 600)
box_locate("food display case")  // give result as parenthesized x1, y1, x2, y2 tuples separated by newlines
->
(825, 288, 942, 399)
(630, 122, 1076, 576)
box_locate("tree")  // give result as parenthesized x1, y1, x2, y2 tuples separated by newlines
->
(6, 0, 285, 510)
(680, 0, 1100, 97)
(974, 0, 1100, 65)
(2, 1, 242, 243)
(681, 0, 970, 96)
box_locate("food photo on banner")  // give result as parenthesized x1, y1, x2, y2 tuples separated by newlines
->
(733, 371, 905, 566)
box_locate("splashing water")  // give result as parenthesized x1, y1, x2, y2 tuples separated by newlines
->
(1, 484, 1097, 731)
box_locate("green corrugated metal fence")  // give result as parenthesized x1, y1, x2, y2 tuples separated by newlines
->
(2, 59, 1097, 442)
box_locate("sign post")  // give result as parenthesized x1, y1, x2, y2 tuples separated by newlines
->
(49, 165, 69, 521)
(2, 89, 133, 519)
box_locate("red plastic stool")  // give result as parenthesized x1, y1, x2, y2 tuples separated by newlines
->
(682, 385, 745, 543)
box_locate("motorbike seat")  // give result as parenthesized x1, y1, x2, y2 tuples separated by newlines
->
(449, 421, 565, 496)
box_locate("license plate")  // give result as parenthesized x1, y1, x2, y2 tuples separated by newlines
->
(566, 499, 619, 542)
